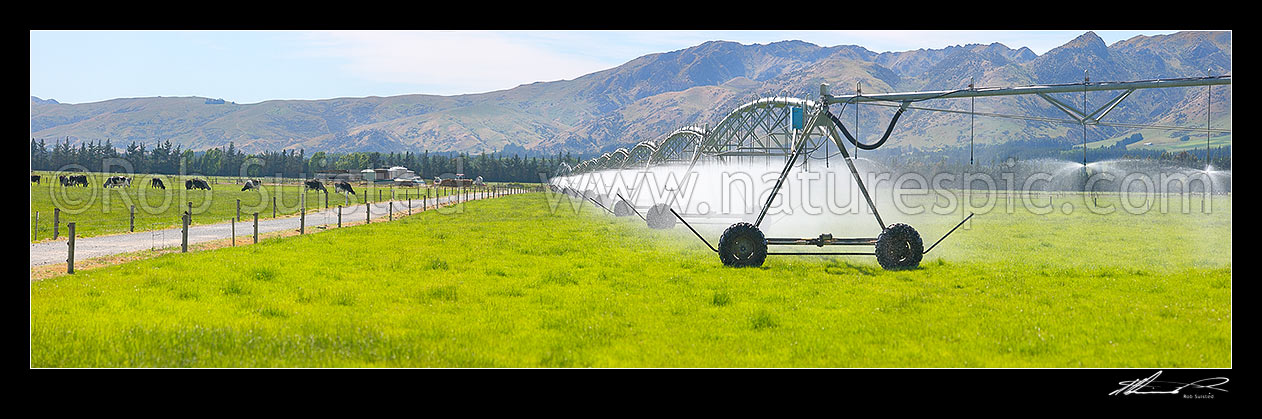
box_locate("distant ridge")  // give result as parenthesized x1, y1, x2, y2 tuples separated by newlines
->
(30, 31, 1231, 155)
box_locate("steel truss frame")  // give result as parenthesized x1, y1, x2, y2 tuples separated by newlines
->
(554, 75, 1232, 267)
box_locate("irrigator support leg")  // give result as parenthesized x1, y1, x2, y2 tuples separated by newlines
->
(586, 196, 615, 214)
(615, 193, 647, 221)
(670, 208, 718, 253)
(922, 213, 975, 255)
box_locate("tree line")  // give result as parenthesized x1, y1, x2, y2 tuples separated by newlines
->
(30, 138, 584, 183)
(30, 135, 1230, 184)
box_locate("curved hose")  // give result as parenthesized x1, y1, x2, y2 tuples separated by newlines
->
(825, 103, 907, 150)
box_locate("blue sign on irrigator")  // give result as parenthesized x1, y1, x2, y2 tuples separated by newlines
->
(791, 107, 803, 129)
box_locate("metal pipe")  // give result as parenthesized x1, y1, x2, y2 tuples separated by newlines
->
(615, 193, 646, 221)
(670, 208, 717, 253)
(923, 213, 975, 255)
(824, 75, 1231, 105)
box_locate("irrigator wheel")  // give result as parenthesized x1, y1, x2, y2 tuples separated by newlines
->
(875, 223, 924, 270)
(613, 200, 633, 217)
(718, 222, 767, 268)
(645, 204, 675, 229)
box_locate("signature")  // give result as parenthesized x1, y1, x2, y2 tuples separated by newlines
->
(1110, 371, 1229, 396)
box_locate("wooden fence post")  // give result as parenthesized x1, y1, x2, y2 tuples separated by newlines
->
(33, 211, 38, 241)
(389, 202, 393, 221)
(67, 222, 75, 274)
(130, 205, 135, 232)
(231, 217, 236, 246)
(273, 196, 277, 218)
(237, 199, 241, 221)
(253, 212, 259, 244)
(53, 208, 60, 239)
(366, 202, 370, 224)
(181, 212, 189, 253)
(337, 205, 342, 228)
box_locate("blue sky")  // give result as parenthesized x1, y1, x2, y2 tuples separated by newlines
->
(30, 30, 1181, 105)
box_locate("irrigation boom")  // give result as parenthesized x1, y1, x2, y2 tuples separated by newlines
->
(550, 75, 1232, 270)
(826, 76, 1231, 104)
(825, 75, 1233, 129)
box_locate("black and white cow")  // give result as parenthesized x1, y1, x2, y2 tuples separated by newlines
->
(103, 176, 131, 188)
(31, 175, 40, 184)
(241, 179, 260, 191)
(185, 179, 211, 190)
(60, 175, 88, 187)
(304, 179, 327, 193)
(335, 181, 356, 196)
(151, 178, 166, 189)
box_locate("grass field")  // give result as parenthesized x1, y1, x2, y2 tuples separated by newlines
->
(29, 190, 1231, 367)
(1083, 131, 1231, 153)
(29, 171, 490, 242)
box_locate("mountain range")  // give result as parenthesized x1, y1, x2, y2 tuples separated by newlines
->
(29, 31, 1232, 156)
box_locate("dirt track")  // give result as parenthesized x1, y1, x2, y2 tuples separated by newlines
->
(30, 191, 513, 268)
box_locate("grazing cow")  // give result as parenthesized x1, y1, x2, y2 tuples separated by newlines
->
(151, 178, 166, 189)
(31, 175, 40, 184)
(60, 174, 88, 187)
(241, 179, 260, 191)
(335, 181, 356, 195)
(185, 179, 211, 190)
(103, 176, 131, 188)
(304, 179, 327, 193)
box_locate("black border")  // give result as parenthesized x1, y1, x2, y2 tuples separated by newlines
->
(27, 4, 1233, 410)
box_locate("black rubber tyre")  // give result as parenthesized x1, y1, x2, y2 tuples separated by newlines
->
(875, 223, 923, 270)
(645, 204, 676, 229)
(718, 222, 767, 267)
(613, 200, 633, 217)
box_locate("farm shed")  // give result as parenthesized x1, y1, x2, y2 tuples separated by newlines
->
(393, 179, 422, 187)
(388, 166, 409, 179)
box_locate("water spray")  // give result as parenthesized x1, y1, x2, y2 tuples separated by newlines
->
(552, 75, 1232, 270)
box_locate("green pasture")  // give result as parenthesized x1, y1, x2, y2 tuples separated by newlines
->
(29, 171, 496, 242)
(30, 191, 1231, 367)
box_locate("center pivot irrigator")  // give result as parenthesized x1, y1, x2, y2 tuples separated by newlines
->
(551, 76, 1231, 270)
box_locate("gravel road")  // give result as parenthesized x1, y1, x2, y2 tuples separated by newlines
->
(30, 191, 514, 267)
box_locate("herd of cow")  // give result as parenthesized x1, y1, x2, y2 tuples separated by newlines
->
(304, 179, 356, 195)
(33, 174, 357, 195)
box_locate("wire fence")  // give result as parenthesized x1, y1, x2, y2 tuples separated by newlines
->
(32, 182, 543, 241)
(33, 186, 540, 274)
